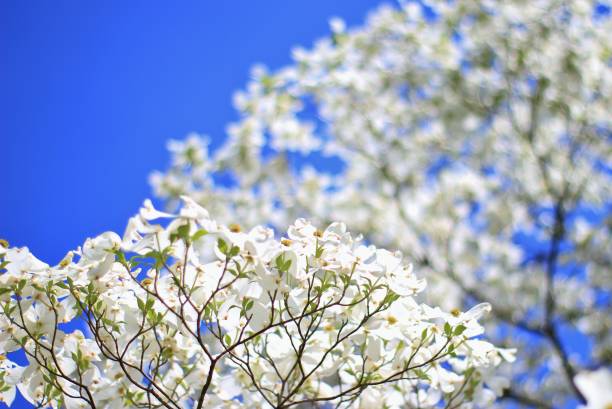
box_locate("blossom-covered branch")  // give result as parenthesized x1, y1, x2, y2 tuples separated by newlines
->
(0, 197, 512, 408)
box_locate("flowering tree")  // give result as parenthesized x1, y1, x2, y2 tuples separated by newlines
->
(0, 197, 512, 408)
(151, 0, 611, 407)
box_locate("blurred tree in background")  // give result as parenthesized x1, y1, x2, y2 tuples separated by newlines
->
(153, 0, 612, 407)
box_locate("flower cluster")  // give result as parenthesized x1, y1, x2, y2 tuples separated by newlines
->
(151, 0, 611, 406)
(0, 198, 512, 408)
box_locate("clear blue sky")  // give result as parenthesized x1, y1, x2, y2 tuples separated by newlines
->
(0, 2, 382, 407)
(0, 1, 383, 265)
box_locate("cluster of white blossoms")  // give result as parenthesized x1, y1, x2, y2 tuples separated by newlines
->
(151, 0, 611, 407)
(0, 198, 513, 408)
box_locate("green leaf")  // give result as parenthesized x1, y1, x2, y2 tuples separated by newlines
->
(17, 279, 27, 291)
(444, 322, 452, 337)
(147, 310, 157, 323)
(315, 242, 324, 258)
(32, 283, 45, 293)
(275, 254, 285, 272)
(55, 281, 69, 290)
(229, 245, 240, 258)
(176, 224, 191, 241)
(170, 223, 191, 243)
(114, 250, 128, 266)
(464, 366, 476, 378)
(137, 298, 145, 312)
(191, 229, 208, 242)
(217, 239, 228, 255)
(414, 369, 430, 381)
(275, 253, 292, 274)
(454, 324, 467, 336)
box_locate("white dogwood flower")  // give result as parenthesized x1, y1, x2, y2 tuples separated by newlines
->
(0, 197, 510, 408)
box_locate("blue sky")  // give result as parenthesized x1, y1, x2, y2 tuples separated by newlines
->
(0, 2, 381, 407)
(0, 1, 383, 265)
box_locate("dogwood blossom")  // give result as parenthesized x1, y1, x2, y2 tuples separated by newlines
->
(151, 0, 611, 406)
(575, 368, 612, 409)
(0, 198, 512, 408)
